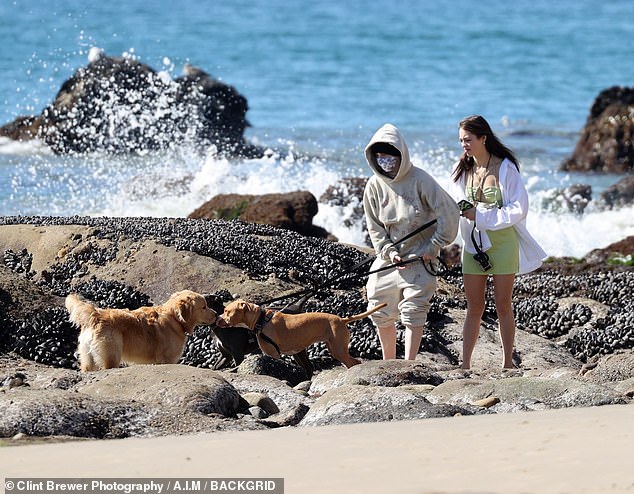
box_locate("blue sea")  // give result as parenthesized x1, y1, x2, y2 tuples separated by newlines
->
(1, 0, 633, 258)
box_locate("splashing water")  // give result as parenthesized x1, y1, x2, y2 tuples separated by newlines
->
(3, 132, 632, 259)
(2, 0, 634, 259)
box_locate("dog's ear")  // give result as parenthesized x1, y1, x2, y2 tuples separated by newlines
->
(174, 297, 194, 329)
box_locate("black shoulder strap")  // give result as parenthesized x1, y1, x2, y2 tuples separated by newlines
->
(470, 225, 485, 256)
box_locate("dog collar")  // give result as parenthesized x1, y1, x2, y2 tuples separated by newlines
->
(254, 307, 273, 333)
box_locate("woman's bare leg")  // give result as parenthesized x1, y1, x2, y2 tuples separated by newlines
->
(461, 274, 487, 369)
(493, 274, 516, 368)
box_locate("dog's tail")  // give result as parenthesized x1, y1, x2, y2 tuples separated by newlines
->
(65, 293, 98, 329)
(342, 303, 387, 323)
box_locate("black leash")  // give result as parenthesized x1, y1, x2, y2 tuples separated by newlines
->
(259, 218, 439, 307)
(336, 255, 458, 283)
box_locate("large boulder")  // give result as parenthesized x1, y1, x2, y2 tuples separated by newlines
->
(0, 54, 262, 157)
(299, 384, 472, 427)
(189, 191, 334, 239)
(562, 86, 634, 173)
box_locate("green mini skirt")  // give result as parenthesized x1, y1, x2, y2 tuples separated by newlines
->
(462, 226, 519, 275)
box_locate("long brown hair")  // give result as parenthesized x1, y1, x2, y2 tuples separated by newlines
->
(452, 115, 519, 182)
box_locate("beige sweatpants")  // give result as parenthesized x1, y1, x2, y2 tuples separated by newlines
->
(365, 257, 437, 328)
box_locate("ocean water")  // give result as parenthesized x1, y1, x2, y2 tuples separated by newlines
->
(1, 0, 633, 258)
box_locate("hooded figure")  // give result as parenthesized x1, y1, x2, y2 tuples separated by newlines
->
(363, 123, 459, 360)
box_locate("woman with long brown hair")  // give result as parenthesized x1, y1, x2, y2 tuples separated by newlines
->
(452, 115, 546, 369)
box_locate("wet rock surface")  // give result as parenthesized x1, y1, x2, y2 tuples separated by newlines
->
(597, 175, 634, 210)
(0, 55, 262, 158)
(189, 190, 333, 239)
(562, 86, 634, 173)
(0, 216, 632, 442)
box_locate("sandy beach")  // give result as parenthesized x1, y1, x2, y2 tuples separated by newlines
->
(2, 404, 633, 494)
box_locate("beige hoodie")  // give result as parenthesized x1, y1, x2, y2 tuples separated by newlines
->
(363, 123, 459, 261)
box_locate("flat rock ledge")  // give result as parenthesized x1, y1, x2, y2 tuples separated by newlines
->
(1, 356, 631, 443)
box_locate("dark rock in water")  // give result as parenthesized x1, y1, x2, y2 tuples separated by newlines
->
(562, 86, 634, 173)
(556, 184, 593, 214)
(0, 115, 42, 142)
(319, 177, 368, 209)
(597, 175, 634, 210)
(189, 191, 334, 239)
(174, 64, 262, 158)
(0, 55, 263, 158)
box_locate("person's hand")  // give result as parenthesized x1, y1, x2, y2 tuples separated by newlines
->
(462, 207, 476, 221)
(392, 254, 407, 270)
(389, 251, 407, 270)
(420, 253, 435, 263)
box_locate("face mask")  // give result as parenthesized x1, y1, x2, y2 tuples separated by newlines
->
(376, 155, 399, 174)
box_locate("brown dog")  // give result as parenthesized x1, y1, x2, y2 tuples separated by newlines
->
(216, 300, 386, 368)
(66, 290, 217, 371)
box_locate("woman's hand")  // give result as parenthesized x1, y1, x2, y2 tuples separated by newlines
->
(461, 207, 476, 221)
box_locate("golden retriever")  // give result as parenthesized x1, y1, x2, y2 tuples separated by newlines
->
(66, 290, 216, 371)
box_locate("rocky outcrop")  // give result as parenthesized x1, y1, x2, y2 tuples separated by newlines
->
(582, 236, 634, 267)
(562, 86, 634, 173)
(597, 175, 634, 210)
(0, 216, 632, 442)
(0, 54, 263, 157)
(189, 191, 334, 239)
(556, 184, 593, 214)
